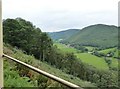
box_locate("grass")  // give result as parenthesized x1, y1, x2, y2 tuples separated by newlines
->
(54, 43, 79, 53)
(114, 50, 118, 58)
(98, 48, 119, 69)
(110, 58, 118, 69)
(84, 46, 94, 51)
(105, 57, 118, 69)
(99, 48, 116, 54)
(55, 43, 109, 70)
(4, 45, 96, 87)
(75, 53, 109, 70)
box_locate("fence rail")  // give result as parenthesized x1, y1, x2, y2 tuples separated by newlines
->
(3, 54, 83, 89)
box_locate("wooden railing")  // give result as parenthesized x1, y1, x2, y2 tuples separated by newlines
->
(3, 54, 82, 89)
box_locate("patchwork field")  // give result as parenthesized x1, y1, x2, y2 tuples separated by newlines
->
(75, 53, 109, 70)
(54, 43, 110, 70)
(99, 48, 116, 54)
(54, 43, 79, 53)
(84, 46, 94, 51)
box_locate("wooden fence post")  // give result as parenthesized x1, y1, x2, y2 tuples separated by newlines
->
(0, 0, 3, 88)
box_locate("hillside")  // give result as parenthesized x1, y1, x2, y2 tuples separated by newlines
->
(48, 29, 80, 41)
(3, 18, 118, 88)
(4, 44, 96, 87)
(61, 24, 118, 48)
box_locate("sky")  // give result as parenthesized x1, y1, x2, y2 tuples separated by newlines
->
(3, 0, 119, 32)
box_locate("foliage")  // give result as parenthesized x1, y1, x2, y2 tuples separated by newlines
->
(4, 45, 96, 87)
(3, 18, 53, 61)
(48, 29, 80, 41)
(3, 18, 118, 88)
(54, 43, 118, 88)
(62, 24, 118, 48)
(70, 44, 88, 52)
(76, 53, 109, 70)
(54, 43, 79, 53)
(4, 60, 35, 87)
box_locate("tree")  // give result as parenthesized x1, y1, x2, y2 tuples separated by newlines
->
(3, 18, 53, 62)
(3, 19, 22, 46)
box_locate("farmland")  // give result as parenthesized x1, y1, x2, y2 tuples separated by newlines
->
(3, 18, 118, 88)
(75, 53, 109, 70)
(54, 42, 118, 70)
(54, 43, 79, 53)
(99, 48, 116, 54)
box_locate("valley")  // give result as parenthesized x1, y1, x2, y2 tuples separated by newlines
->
(54, 42, 118, 70)
(3, 18, 119, 88)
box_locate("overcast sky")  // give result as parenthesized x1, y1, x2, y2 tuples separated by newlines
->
(3, 0, 119, 32)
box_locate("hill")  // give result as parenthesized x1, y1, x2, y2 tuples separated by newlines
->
(3, 18, 118, 88)
(4, 44, 96, 87)
(62, 24, 118, 48)
(48, 29, 80, 41)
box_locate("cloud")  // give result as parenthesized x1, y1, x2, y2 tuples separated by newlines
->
(3, 0, 119, 32)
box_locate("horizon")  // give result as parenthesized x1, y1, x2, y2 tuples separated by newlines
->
(3, 0, 118, 32)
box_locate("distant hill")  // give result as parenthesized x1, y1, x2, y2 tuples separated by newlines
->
(48, 29, 80, 41)
(63, 24, 118, 48)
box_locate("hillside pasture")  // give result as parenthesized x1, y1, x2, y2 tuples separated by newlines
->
(75, 53, 109, 70)
(98, 48, 116, 54)
(84, 46, 95, 51)
(54, 43, 79, 53)
(55, 43, 109, 70)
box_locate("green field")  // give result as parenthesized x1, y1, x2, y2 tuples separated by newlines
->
(105, 57, 118, 69)
(84, 46, 94, 51)
(54, 43, 79, 53)
(54, 43, 109, 70)
(111, 58, 118, 68)
(99, 48, 116, 54)
(114, 50, 118, 58)
(75, 53, 109, 70)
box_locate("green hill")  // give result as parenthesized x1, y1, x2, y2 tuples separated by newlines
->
(3, 18, 118, 88)
(4, 44, 96, 87)
(62, 24, 118, 48)
(48, 29, 80, 41)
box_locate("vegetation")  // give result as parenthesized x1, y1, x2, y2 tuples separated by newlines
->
(54, 43, 119, 87)
(84, 46, 94, 51)
(55, 43, 109, 70)
(48, 29, 80, 41)
(99, 48, 116, 54)
(4, 44, 96, 87)
(3, 18, 53, 61)
(60, 24, 118, 48)
(54, 43, 79, 53)
(3, 18, 119, 88)
(4, 59, 35, 87)
(76, 53, 109, 70)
